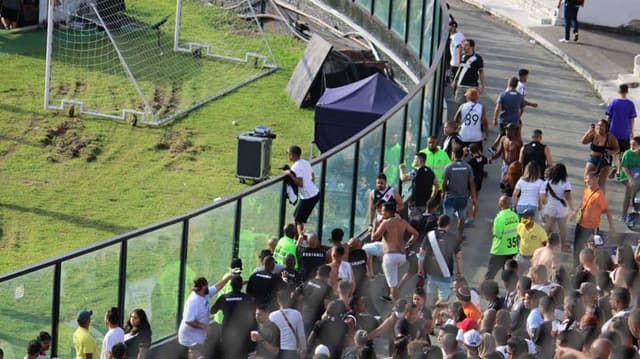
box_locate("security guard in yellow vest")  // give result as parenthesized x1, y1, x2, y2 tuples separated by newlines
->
(485, 195, 519, 280)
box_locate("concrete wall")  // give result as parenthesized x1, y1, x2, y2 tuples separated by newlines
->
(579, 1, 640, 29)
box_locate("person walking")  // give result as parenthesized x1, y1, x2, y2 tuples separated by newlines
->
(399, 152, 439, 218)
(582, 119, 619, 193)
(606, 84, 637, 180)
(570, 172, 615, 265)
(621, 136, 640, 222)
(519, 129, 552, 174)
(367, 173, 404, 231)
(448, 20, 465, 82)
(515, 208, 547, 276)
(452, 39, 485, 106)
(417, 215, 463, 306)
(516, 69, 539, 109)
(420, 136, 451, 187)
(442, 147, 478, 241)
(491, 124, 523, 177)
(491, 77, 525, 151)
(486, 196, 519, 280)
(543, 163, 573, 252)
(454, 88, 489, 151)
(513, 162, 547, 217)
(557, 0, 581, 42)
(269, 290, 306, 359)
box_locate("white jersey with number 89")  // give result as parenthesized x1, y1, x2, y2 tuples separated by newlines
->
(459, 101, 483, 142)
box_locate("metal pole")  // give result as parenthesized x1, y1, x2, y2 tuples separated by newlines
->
(176, 219, 189, 330)
(278, 181, 287, 238)
(317, 161, 327, 241)
(117, 240, 128, 325)
(43, 0, 55, 110)
(233, 199, 242, 259)
(349, 141, 360, 237)
(174, 0, 182, 51)
(50, 262, 61, 358)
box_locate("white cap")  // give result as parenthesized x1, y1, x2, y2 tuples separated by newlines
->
(314, 344, 330, 356)
(463, 329, 481, 347)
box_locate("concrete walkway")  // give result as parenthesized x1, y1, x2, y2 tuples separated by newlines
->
(442, 0, 637, 290)
(457, 0, 640, 135)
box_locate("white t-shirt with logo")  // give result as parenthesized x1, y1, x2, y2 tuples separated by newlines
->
(101, 327, 125, 359)
(291, 159, 319, 199)
(449, 31, 465, 67)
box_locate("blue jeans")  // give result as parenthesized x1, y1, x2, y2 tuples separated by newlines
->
(564, 5, 579, 40)
(444, 196, 468, 220)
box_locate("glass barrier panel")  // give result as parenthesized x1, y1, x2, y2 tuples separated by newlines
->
(354, 126, 382, 234)
(420, 79, 434, 149)
(322, 144, 355, 239)
(285, 162, 322, 239)
(407, 0, 424, 54)
(58, 245, 120, 357)
(402, 92, 424, 197)
(383, 108, 406, 189)
(391, 0, 407, 40)
(373, 0, 390, 27)
(355, 0, 372, 13)
(421, 0, 435, 65)
(0, 267, 54, 359)
(125, 224, 182, 341)
(239, 182, 282, 272)
(187, 202, 236, 325)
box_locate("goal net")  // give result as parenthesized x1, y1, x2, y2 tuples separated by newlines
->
(44, 0, 278, 126)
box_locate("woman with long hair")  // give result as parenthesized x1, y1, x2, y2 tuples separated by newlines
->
(513, 162, 547, 217)
(543, 163, 573, 251)
(124, 308, 152, 359)
(581, 119, 619, 192)
(500, 161, 523, 198)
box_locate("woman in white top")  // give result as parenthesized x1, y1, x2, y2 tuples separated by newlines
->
(543, 163, 573, 251)
(454, 88, 489, 149)
(513, 162, 547, 217)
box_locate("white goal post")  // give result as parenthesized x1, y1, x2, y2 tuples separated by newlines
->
(44, 0, 278, 126)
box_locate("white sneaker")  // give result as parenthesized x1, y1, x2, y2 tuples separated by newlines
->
(559, 38, 569, 43)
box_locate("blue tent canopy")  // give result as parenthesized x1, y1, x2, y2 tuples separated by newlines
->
(314, 73, 407, 152)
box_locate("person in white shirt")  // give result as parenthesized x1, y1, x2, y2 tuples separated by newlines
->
(454, 88, 489, 149)
(177, 272, 233, 355)
(269, 290, 306, 359)
(101, 307, 125, 359)
(516, 69, 539, 109)
(284, 145, 320, 238)
(448, 20, 465, 81)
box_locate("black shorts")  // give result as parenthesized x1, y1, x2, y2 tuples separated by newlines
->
(618, 138, 630, 153)
(294, 194, 320, 224)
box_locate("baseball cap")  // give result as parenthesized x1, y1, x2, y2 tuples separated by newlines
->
(456, 318, 478, 332)
(76, 309, 93, 323)
(463, 329, 481, 347)
(314, 344, 330, 356)
(456, 287, 471, 302)
(521, 208, 535, 218)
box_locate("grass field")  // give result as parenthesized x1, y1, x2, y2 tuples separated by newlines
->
(0, 2, 313, 275)
(0, 0, 314, 356)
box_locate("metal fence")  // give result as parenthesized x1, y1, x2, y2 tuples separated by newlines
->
(0, 0, 448, 357)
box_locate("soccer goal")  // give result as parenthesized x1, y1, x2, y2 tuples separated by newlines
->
(44, 0, 278, 126)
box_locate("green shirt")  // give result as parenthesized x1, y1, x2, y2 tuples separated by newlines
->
(419, 147, 451, 185)
(274, 236, 298, 269)
(620, 149, 640, 182)
(491, 209, 519, 255)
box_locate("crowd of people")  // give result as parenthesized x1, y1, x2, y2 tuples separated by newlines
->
(4, 3, 640, 359)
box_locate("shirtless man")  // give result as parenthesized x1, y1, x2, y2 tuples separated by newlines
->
(490, 123, 523, 176)
(372, 202, 418, 302)
(529, 232, 560, 278)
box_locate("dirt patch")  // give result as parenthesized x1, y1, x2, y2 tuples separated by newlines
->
(20, 179, 49, 186)
(151, 83, 182, 117)
(154, 129, 210, 160)
(56, 83, 70, 96)
(0, 231, 18, 249)
(40, 119, 103, 162)
(72, 81, 87, 96)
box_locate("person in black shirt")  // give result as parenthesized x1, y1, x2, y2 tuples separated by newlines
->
(347, 237, 368, 296)
(307, 301, 348, 359)
(252, 304, 280, 359)
(298, 233, 327, 281)
(479, 279, 505, 316)
(399, 152, 439, 218)
(211, 275, 255, 358)
(279, 254, 302, 293)
(412, 287, 434, 343)
(442, 122, 465, 160)
(452, 39, 485, 105)
(519, 129, 552, 176)
(247, 256, 278, 309)
(302, 264, 335, 334)
(348, 296, 380, 333)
